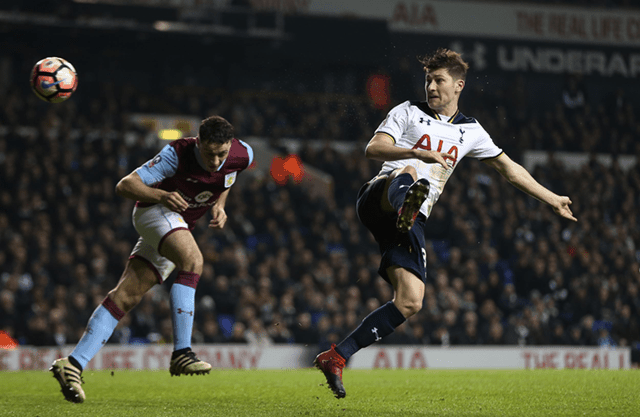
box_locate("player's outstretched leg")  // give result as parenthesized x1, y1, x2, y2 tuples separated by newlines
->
(314, 344, 346, 399)
(50, 357, 85, 403)
(396, 178, 430, 233)
(169, 348, 212, 376)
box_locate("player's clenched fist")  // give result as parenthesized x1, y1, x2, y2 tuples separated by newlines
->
(209, 206, 227, 229)
(160, 191, 189, 213)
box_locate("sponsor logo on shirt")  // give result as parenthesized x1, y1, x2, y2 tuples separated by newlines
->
(195, 191, 213, 203)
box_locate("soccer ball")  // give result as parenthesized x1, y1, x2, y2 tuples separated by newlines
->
(30, 57, 78, 103)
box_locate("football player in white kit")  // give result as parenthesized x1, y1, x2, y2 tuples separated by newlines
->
(315, 48, 577, 398)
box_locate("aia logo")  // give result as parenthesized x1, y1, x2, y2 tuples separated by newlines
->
(412, 134, 458, 167)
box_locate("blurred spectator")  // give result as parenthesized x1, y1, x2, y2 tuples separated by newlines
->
(244, 318, 273, 346)
(228, 322, 248, 344)
(267, 315, 293, 344)
(485, 321, 506, 345)
(201, 315, 226, 344)
(291, 312, 319, 346)
(549, 321, 571, 345)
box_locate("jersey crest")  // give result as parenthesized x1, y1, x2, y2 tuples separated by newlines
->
(224, 171, 237, 188)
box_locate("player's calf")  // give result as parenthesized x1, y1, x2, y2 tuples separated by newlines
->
(50, 357, 85, 403)
(169, 348, 212, 376)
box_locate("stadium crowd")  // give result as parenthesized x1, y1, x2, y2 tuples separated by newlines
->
(0, 59, 639, 364)
(3, 70, 637, 159)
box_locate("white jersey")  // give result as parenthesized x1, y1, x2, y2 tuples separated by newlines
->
(376, 100, 503, 218)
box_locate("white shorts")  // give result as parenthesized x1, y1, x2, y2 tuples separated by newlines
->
(130, 204, 189, 283)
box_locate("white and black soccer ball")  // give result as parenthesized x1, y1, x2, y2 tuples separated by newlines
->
(30, 57, 78, 103)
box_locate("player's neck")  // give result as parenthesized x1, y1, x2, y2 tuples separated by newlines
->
(436, 104, 458, 118)
(428, 101, 458, 118)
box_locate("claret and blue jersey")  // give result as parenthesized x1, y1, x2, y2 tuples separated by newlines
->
(135, 137, 254, 229)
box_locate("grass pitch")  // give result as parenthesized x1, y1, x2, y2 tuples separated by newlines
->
(0, 368, 638, 416)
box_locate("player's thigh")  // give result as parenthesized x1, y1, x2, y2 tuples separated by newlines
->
(109, 257, 159, 312)
(387, 266, 425, 317)
(388, 165, 417, 181)
(133, 204, 200, 273)
(158, 229, 203, 273)
(357, 174, 395, 231)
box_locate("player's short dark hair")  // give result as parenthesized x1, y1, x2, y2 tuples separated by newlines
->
(419, 48, 469, 80)
(199, 115, 234, 144)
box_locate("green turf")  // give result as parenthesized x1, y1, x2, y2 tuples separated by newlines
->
(0, 368, 638, 416)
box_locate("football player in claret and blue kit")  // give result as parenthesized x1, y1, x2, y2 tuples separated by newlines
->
(51, 115, 254, 403)
(314, 48, 578, 399)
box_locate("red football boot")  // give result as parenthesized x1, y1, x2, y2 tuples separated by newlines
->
(314, 344, 346, 399)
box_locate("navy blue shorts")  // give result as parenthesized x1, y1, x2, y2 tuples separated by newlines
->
(356, 176, 428, 284)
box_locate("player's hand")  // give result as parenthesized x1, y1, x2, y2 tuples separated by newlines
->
(160, 191, 189, 213)
(209, 206, 227, 229)
(552, 196, 577, 222)
(415, 150, 450, 169)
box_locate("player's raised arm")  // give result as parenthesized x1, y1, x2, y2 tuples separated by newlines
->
(115, 171, 188, 213)
(483, 153, 577, 222)
(365, 133, 449, 169)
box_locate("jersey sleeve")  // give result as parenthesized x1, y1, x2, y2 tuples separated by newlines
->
(238, 139, 254, 168)
(466, 128, 504, 160)
(135, 145, 179, 186)
(374, 102, 410, 143)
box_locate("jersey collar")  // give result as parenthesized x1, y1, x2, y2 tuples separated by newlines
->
(412, 101, 465, 124)
(412, 101, 460, 124)
(436, 109, 459, 123)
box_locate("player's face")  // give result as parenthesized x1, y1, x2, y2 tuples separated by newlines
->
(425, 68, 464, 114)
(198, 139, 232, 172)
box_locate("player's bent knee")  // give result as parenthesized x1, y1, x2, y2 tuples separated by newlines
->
(396, 299, 422, 318)
(398, 165, 417, 180)
(108, 289, 141, 313)
(178, 251, 203, 274)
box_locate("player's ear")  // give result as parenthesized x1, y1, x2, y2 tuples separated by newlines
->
(455, 79, 465, 92)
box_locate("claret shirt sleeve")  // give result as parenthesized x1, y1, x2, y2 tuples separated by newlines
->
(135, 145, 179, 186)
